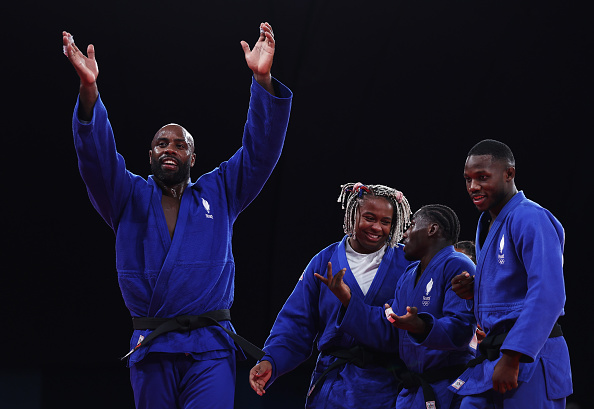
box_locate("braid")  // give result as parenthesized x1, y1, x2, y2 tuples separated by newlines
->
(338, 182, 412, 247)
(414, 204, 460, 245)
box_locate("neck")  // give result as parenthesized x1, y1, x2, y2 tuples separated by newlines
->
(418, 242, 449, 274)
(155, 177, 190, 199)
(489, 187, 518, 221)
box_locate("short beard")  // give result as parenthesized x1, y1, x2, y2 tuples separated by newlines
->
(151, 159, 191, 187)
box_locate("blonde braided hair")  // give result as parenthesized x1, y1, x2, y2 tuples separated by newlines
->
(338, 182, 412, 247)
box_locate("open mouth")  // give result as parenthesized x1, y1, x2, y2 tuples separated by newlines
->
(364, 232, 382, 242)
(472, 194, 486, 206)
(160, 157, 179, 170)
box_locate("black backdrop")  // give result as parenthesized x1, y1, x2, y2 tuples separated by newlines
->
(3, 0, 591, 407)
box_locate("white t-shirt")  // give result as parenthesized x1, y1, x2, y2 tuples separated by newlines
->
(345, 239, 386, 296)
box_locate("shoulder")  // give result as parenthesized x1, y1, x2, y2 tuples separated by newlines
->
(507, 198, 563, 235)
(444, 251, 476, 278)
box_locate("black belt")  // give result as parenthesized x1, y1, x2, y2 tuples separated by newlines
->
(394, 363, 468, 409)
(467, 322, 563, 368)
(307, 345, 402, 397)
(121, 309, 264, 361)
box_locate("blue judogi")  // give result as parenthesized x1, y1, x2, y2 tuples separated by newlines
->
(341, 246, 476, 409)
(449, 192, 572, 408)
(261, 237, 410, 408)
(72, 78, 292, 405)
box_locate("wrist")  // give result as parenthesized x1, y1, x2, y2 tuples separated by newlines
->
(253, 73, 274, 95)
(501, 349, 522, 364)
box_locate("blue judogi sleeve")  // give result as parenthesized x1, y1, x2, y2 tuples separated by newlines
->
(449, 192, 572, 400)
(261, 238, 409, 409)
(72, 78, 293, 367)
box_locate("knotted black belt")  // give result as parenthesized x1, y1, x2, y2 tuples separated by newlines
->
(466, 322, 563, 368)
(307, 345, 401, 397)
(394, 363, 468, 409)
(121, 309, 264, 361)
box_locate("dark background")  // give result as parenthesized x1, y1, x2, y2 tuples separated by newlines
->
(3, 0, 590, 407)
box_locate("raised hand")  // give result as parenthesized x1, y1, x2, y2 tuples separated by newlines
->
(240, 22, 275, 93)
(62, 31, 98, 86)
(451, 271, 474, 300)
(62, 31, 99, 120)
(249, 360, 272, 396)
(315, 262, 351, 307)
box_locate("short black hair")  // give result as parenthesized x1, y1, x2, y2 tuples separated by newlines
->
(467, 139, 515, 167)
(454, 240, 476, 264)
(414, 204, 461, 245)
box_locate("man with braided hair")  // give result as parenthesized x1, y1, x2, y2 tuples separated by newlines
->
(320, 204, 477, 409)
(449, 139, 572, 408)
(249, 182, 412, 408)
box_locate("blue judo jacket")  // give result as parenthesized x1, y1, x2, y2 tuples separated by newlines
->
(449, 192, 572, 399)
(72, 78, 292, 367)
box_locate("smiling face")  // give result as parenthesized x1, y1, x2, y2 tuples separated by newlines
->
(149, 124, 196, 187)
(349, 196, 394, 254)
(464, 154, 516, 218)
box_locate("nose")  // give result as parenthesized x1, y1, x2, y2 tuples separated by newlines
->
(370, 221, 382, 232)
(468, 179, 481, 192)
(163, 144, 177, 155)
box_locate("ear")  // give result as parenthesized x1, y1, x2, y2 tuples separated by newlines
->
(190, 153, 196, 168)
(427, 222, 439, 238)
(505, 166, 515, 182)
(149, 150, 153, 164)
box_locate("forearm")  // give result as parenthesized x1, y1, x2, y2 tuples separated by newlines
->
(254, 73, 274, 95)
(78, 82, 99, 121)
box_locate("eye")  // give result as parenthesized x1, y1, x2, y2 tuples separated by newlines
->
(363, 216, 375, 222)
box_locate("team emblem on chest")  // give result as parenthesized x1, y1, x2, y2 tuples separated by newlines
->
(422, 278, 433, 306)
(498, 234, 505, 265)
(202, 198, 213, 219)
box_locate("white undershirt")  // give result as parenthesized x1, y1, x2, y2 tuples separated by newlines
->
(345, 239, 386, 296)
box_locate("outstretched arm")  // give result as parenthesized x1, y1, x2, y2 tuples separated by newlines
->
(241, 22, 275, 95)
(62, 31, 99, 121)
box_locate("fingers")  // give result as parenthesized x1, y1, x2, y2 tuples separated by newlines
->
(313, 272, 327, 285)
(240, 40, 251, 55)
(384, 305, 396, 323)
(259, 22, 274, 38)
(87, 44, 95, 61)
(451, 272, 475, 299)
(407, 306, 418, 315)
(249, 362, 270, 396)
(259, 22, 275, 47)
(62, 31, 75, 57)
(326, 262, 334, 279)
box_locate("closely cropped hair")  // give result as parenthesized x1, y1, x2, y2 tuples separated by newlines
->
(414, 204, 461, 245)
(338, 183, 412, 247)
(454, 240, 476, 264)
(467, 139, 515, 166)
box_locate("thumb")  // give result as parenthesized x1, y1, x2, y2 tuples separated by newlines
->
(87, 44, 95, 60)
(240, 40, 251, 55)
